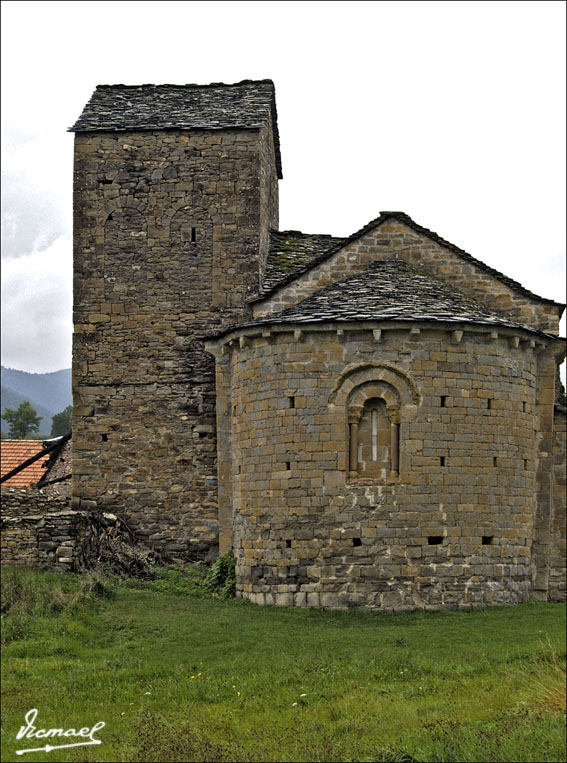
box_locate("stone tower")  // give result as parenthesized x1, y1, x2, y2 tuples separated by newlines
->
(70, 81, 281, 557)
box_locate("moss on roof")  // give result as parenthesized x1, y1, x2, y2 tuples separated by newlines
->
(264, 230, 346, 291)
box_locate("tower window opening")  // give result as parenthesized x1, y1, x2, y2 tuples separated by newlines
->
(352, 537, 362, 547)
(191, 227, 197, 243)
(440, 396, 447, 407)
(482, 536, 494, 545)
(428, 536, 444, 545)
(288, 396, 295, 408)
(285, 539, 292, 548)
(487, 398, 493, 410)
(493, 456, 498, 467)
(439, 456, 446, 467)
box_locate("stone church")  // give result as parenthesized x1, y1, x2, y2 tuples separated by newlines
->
(70, 79, 566, 610)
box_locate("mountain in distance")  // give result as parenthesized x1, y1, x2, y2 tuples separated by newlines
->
(1, 366, 72, 438)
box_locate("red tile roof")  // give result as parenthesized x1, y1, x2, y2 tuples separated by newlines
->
(0, 440, 50, 487)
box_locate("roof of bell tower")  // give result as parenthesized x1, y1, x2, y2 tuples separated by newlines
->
(69, 79, 282, 177)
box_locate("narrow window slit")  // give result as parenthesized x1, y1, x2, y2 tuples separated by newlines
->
(440, 396, 447, 407)
(352, 537, 362, 547)
(428, 536, 443, 545)
(439, 456, 446, 467)
(493, 456, 498, 467)
(522, 401, 527, 412)
(288, 396, 295, 408)
(487, 398, 493, 410)
(285, 539, 292, 548)
(523, 459, 529, 471)
(191, 227, 196, 243)
(371, 408, 378, 461)
(286, 461, 291, 471)
(101, 433, 108, 442)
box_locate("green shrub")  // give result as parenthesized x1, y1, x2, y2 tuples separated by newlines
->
(203, 553, 235, 598)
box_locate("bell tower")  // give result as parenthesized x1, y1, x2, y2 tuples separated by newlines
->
(70, 80, 281, 557)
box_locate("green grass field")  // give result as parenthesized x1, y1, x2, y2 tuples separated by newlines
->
(1, 567, 565, 762)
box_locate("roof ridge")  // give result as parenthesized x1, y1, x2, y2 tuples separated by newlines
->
(96, 79, 276, 90)
(271, 229, 345, 240)
(253, 211, 563, 307)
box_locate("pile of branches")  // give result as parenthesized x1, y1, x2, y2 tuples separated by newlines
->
(81, 512, 165, 578)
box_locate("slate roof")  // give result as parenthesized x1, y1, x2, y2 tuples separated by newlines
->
(211, 260, 548, 340)
(69, 79, 282, 178)
(254, 212, 563, 307)
(0, 440, 50, 487)
(264, 230, 347, 291)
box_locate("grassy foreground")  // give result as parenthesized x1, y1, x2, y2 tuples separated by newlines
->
(1, 567, 565, 763)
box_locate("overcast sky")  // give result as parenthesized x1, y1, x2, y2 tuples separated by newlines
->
(1, 0, 565, 378)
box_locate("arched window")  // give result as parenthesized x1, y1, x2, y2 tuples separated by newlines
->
(329, 362, 420, 483)
(357, 398, 391, 478)
(347, 385, 400, 480)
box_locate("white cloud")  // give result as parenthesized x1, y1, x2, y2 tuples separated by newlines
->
(1, 236, 72, 373)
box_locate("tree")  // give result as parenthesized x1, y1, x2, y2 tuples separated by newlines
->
(1, 401, 42, 439)
(50, 405, 72, 437)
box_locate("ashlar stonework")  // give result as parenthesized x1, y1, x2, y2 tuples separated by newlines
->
(67, 79, 566, 610)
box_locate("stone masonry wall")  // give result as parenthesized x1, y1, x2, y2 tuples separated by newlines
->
(215, 322, 555, 610)
(253, 219, 561, 335)
(1, 487, 80, 570)
(1, 487, 121, 571)
(72, 127, 278, 558)
(549, 406, 566, 601)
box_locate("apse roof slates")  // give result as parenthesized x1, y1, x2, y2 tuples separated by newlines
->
(210, 260, 547, 339)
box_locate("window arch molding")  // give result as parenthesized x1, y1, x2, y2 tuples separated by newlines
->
(328, 362, 420, 410)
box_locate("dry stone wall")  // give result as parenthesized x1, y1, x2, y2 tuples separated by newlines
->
(1, 487, 82, 570)
(212, 322, 559, 610)
(72, 127, 278, 558)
